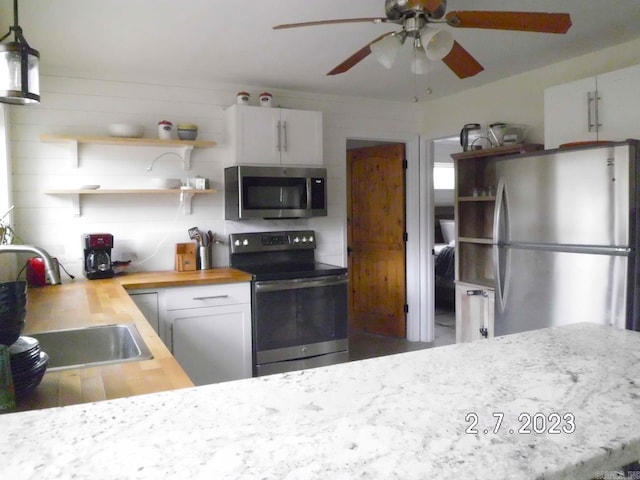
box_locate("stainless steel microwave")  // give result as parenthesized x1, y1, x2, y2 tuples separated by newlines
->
(224, 165, 327, 220)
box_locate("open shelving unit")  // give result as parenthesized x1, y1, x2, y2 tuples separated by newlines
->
(40, 134, 216, 169)
(40, 133, 218, 216)
(452, 143, 543, 341)
(45, 189, 217, 217)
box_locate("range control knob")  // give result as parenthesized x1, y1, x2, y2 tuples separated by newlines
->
(308, 235, 314, 243)
(293, 237, 300, 243)
(242, 239, 249, 246)
(301, 237, 307, 243)
(234, 240, 241, 246)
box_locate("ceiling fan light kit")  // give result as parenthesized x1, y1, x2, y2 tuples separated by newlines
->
(421, 28, 454, 61)
(370, 31, 406, 69)
(409, 38, 429, 75)
(0, 0, 40, 105)
(274, 0, 572, 83)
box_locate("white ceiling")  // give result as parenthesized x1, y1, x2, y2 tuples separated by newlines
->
(4, 0, 640, 102)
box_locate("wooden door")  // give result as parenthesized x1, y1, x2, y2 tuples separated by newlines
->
(347, 144, 406, 337)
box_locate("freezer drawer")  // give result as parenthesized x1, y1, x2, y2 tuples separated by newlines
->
(494, 245, 628, 336)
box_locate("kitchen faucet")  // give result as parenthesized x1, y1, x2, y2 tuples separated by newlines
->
(0, 244, 61, 285)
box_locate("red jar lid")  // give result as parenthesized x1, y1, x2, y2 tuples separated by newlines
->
(158, 120, 172, 125)
(259, 92, 272, 97)
(237, 91, 250, 96)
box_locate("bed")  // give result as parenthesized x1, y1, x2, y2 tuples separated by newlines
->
(435, 219, 455, 309)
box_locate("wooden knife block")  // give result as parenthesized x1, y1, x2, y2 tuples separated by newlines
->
(175, 243, 196, 271)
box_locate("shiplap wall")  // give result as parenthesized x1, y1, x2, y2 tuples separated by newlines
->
(8, 75, 419, 278)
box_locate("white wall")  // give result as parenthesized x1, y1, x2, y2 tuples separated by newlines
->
(8, 75, 419, 280)
(420, 37, 640, 142)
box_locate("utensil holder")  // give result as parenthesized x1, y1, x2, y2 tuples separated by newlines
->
(198, 245, 212, 270)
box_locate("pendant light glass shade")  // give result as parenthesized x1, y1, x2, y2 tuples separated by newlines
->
(371, 31, 406, 69)
(421, 28, 454, 61)
(0, 0, 40, 105)
(410, 38, 430, 75)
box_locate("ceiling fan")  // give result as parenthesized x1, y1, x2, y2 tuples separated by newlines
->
(273, 0, 572, 79)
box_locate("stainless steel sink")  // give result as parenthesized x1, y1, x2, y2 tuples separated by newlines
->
(30, 323, 153, 371)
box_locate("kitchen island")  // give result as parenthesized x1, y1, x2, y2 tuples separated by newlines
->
(2, 323, 640, 479)
(14, 268, 252, 411)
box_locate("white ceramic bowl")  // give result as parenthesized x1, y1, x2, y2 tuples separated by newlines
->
(149, 178, 181, 189)
(108, 123, 145, 138)
(177, 124, 198, 141)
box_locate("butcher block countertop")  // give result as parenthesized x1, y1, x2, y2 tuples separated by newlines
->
(14, 268, 252, 412)
(3, 323, 640, 479)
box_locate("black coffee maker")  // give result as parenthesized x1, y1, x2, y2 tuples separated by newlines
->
(83, 233, 114, 279)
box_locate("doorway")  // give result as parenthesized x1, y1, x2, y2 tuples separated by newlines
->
(347, 142, 407, 338)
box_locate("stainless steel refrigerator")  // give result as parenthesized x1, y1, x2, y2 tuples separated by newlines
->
(492, 140, 640, 336)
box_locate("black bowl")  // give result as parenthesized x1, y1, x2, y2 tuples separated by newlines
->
(0, 280, 27, 296)
(0, 321, 24, 346)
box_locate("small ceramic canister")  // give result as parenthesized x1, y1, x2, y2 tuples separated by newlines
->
(158, 120, 173, 140)
(259, 92, 273, 107)
(237, 91, 250, 105)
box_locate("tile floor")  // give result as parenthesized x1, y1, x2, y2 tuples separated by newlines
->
(348, 309, 456, 362)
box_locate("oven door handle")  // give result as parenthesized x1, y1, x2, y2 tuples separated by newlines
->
(255, 274, 348, 292)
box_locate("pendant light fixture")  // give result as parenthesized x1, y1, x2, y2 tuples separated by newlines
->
(0, 0, 39, 105)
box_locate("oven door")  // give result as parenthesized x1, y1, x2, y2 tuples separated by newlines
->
(253, 274, 348, 373)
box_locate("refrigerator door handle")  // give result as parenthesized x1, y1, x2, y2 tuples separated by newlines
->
(493, 177, 509, 311)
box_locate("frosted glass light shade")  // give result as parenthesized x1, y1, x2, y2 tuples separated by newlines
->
(421, 28, 454, 61)
(410, 41, 430, 75)
(370, 32, 405, 69)
(0, 42, 40, 105)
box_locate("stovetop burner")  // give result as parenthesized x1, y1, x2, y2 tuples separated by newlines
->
(228, 230, 347, 281)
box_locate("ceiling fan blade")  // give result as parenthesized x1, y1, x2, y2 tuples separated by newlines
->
(446, 11, 572, 34)
(274, 17, 388, 30)
(442, 41, 484, 79)
(327, 33, 394, 76)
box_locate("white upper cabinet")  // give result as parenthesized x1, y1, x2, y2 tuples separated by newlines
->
(223, 105, 323, 166)
(544, 63, 640, 149)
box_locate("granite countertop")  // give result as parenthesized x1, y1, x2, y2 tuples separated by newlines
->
(14, 268, 252, 411)
(3, 323, 640, 479)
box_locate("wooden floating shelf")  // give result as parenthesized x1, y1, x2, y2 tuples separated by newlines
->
(46, 189, 217, 194)
(451, 143, 543, 161)
(458, 237, 494, 245)
(40, 134, 216, 169)
(40, 134, 216, 148)
(456, 279, 495, 289)
(458, 196, 496, 202)
(45, 189, 217, 216)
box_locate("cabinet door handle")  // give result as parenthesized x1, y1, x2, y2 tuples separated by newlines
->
(170, 323, 174, 354)
(193, 295, 229, 300)
(587, 91, 602, 132)
(466, 289, 488, 297)
(587, 91, 594, 131)
(275, 120, 282, 152)
(282, 121, 288, 152)
(594, 92, 602, 132)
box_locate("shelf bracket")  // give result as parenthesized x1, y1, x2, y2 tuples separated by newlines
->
(179, 145, 194, 170)
(69, 140, 79, 168)
(69, 193, 81, 216)
(180, 190, 195, 215)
